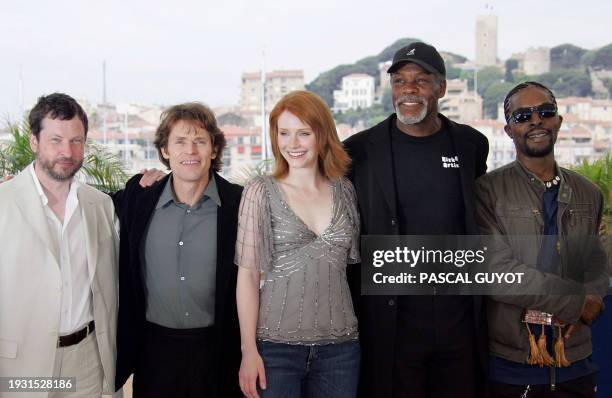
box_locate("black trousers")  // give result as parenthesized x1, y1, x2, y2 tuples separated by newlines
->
(392, 297, 479, 398)
(133, 321, 218, 398)
(489, 373, 597, 398)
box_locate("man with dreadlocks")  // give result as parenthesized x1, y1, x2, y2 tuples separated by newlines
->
(475, 81, 608, 397)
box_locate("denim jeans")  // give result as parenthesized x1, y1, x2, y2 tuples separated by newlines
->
(256, 339, 360, 398)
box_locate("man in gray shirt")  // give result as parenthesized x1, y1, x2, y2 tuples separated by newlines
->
(112, 103, 243, 398)
(143, 173, 219, 328)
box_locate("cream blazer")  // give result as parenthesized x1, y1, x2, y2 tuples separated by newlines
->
(0, 166, 119, 397)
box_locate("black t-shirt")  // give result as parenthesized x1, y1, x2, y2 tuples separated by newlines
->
(390, 119, 474, 340)
(390, 119, 466, 235)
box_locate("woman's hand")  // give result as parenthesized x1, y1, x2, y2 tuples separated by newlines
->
(239, 348, 267, 398)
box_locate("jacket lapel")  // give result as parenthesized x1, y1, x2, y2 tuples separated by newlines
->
(13, 168, 60, 266)
(367, 116, 397, 216)
(131, 175, 169, 264)
(79, 189, 99, 283)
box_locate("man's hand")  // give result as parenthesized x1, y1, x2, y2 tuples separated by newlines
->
(139, 168, 166, 187)
(580, 295, 604, 325)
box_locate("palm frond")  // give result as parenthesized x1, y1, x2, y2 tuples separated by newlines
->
(81, 142, 128, 192)
(572, 154, 612, 230)
(0, 121, 34, 175)
(230, 159, 274, 186)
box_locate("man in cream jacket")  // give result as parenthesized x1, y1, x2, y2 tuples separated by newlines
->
(0, 93, 118, 397)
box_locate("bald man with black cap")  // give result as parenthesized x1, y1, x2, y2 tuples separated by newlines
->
(345, 42, 490, 398)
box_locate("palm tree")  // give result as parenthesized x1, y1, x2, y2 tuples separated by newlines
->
(572, 154, 611, 232)
(0, 120, 128, 192)
(573, 153, 612, 217)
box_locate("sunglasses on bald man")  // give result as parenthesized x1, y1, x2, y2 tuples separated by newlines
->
(509, 103, 557, 124)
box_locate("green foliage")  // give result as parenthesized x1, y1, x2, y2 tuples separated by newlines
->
(571, 154, 612, 228)
(581, 50, 597, 69)
(381, 87, 394, 114)
(0, 122, 34, 175)
(368, 115, 387, 126)
(505, 59, 519, 82)
(483, 82, 515, 119)
(81, 142, 129, 192)
(0, 120, 128, 192)
(602, 78, 612, 97)
(446, 66, 462, 80)
(550, 44, 587, 70)
(550, 43, 612, 72)
(537, 70, 592, 97)
(334, 103, 387, 127)
(583, 44, 612, 70)
(509, 72, 532, 85)
(476, 66, 504, 97)
(376, 38, 423, 64)
(217, 112, 247, 127)
(306, 37, 422, 107)
(459, 69, 476, 91)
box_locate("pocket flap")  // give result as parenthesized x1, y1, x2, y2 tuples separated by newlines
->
(0, 338, 18, 358)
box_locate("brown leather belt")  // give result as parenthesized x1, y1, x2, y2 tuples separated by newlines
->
(58, 320, 95, 347)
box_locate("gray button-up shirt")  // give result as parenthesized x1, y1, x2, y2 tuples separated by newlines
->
(143, 174, 220, 329)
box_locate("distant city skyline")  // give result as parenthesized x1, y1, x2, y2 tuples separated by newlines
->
(1, 0, 610, 120)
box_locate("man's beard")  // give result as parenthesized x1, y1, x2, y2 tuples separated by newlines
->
(37, 155, 83, 181)
(394, 95, 429, 125)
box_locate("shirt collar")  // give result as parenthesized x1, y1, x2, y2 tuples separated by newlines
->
(29, 162, 80, 206)
(513, 160, 571, 202)
(156, 173, 222, 209)
(514, 159, 564, 188)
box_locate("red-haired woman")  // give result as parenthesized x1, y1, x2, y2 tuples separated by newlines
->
(235, 90, 360, 398)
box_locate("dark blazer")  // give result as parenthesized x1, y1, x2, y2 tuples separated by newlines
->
(112, 172, 243, 397)
(344, 113, 490, 398)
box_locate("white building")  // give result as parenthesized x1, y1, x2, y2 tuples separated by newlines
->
(239, 70, 305, 125)
(556, 97, 612, 122)
(333, 73, 376, 113)
(475, 14, 498, 66)
(470, 120, 515, 170)
(221, 124, 263, 181)
(439, 79, 483, 122)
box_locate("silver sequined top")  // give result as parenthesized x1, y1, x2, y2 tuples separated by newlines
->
(235, 175, 360, 345)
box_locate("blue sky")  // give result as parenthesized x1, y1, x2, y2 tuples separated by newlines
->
(1, 0, 610, 120)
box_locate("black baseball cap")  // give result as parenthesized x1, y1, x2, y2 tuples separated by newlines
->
(387, 42, 446, 76)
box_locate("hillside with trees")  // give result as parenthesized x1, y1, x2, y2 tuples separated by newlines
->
(305, 37, 422, 106)
(307, 38, 612, 123)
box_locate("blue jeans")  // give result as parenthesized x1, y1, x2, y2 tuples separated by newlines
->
(256, 339, 360, 398)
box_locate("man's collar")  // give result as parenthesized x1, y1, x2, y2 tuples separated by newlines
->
(203, 173, 221, 206)
(513, 159, 565, 189)
(29, 162, 80, 206)
(156, 172, 221, 209)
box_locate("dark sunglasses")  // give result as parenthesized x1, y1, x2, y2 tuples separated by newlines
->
(510, 103, 558, 124)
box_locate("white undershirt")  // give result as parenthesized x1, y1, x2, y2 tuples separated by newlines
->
(29, 164, 93, 335)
